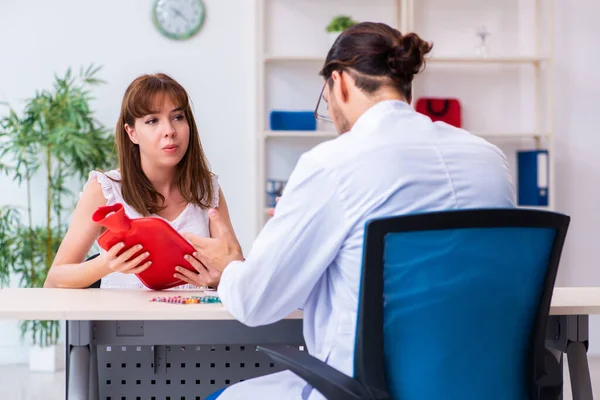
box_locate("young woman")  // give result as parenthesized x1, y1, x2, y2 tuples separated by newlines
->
(44, 73, 238, 289)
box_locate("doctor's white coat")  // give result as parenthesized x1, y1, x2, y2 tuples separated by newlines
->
(217, 100, 516, 399)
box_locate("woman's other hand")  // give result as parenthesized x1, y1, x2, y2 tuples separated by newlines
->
(101, 242, 152, 274)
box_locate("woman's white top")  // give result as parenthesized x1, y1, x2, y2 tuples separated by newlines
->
(83, 169, 219, 289)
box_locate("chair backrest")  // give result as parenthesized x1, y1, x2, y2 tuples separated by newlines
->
(353, 209, 569, 400)
(86, 254, 102, 288)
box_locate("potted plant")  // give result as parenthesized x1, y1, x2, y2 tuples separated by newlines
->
(0, 64, 115, 372)
(326, 15, 359, 46)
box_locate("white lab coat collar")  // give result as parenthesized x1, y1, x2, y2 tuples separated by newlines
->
(348, 99, 412, 136)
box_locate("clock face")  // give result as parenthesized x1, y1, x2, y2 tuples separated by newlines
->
(152, 0, 205, 40)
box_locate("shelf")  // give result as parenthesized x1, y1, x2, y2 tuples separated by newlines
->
(258, 2, 557, 227)
(473, 132, 550, 139)
(264, 55, 547, 65)
(426, 56, 547, 65)
(264, 55, 324, 63)
(517, 205, 550, 210)
(264, 130, 548, 140)
(265, 205, 549, 216)
(264, 130, 338, 139)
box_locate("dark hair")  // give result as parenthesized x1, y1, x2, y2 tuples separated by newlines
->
(319, 22, 433, 99)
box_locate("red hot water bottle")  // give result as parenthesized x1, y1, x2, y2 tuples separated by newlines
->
(93, 203, 197, 291)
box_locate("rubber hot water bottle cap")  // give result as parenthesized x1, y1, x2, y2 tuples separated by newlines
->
(92, 203, 198, 290)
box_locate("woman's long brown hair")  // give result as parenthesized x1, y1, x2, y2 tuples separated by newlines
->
(113, 73, 214, 216)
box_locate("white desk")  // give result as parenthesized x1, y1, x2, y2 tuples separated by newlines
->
(0, 288, 303, 321)
(546, 288, 596, 400)
(0, 288, 304, 400)
(0, 287, 595, 400)
(550, 287, 600, 315)
(0, 286, 589, 320)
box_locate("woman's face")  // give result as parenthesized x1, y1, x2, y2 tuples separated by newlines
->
(125, 95, 190, 168)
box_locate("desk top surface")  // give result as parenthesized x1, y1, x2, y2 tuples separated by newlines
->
(0, 287, 598, 321)
(548, 287, 600, 315)
(0, 288, 303, 321)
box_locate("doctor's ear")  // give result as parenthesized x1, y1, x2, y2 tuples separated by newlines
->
(124, 124, 139, 145)
(331, 70, 350, 104)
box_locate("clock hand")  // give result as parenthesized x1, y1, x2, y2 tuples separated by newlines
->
(171, 7, 190, 24)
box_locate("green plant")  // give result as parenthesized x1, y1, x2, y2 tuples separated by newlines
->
(0, 207, 21, 286)
(326, 15, 359, 33)
(0, 64, 116, 347)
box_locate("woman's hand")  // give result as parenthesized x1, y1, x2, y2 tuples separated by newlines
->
(100, 242, 152, 274)
(174, 254, 221, 287)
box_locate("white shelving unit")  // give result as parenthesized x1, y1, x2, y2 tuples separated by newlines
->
(255, 0, 555, 235)
(265, 55, 548, 64)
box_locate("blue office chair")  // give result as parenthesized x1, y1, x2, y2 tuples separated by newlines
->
(258, 209, 570, 400)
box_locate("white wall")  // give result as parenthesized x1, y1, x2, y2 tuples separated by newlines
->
(0, 0, 257, 364)
(2, 0, 600, 365)
(553, 0, 600, 354)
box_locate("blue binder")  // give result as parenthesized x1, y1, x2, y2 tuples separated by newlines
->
(269, 111, 316, 131)
(517, 150, 549, 206)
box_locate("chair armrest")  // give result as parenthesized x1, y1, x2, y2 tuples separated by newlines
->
(85, 254, 102, 288)
(257, 345, 389, 400)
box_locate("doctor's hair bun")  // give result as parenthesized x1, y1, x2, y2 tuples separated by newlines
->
(320, 22, 433, 99)
(387, 33, 433, 84)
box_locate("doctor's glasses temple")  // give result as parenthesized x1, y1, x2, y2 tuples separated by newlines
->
(314, 82, 333, 123)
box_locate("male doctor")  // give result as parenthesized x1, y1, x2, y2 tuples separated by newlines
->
(182, 22, 516, 399)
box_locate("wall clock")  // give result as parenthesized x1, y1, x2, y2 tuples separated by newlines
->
(152, 0, 205, 41)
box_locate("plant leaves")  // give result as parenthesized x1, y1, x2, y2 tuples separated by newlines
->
(0, 63, 114, 346)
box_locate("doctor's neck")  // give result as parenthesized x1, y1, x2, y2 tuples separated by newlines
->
(364, 83, 409, 107)
(342, 76, 409, 128)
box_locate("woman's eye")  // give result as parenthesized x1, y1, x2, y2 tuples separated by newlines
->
(145, 118, 158, 125)
(174, 114, 185, 121)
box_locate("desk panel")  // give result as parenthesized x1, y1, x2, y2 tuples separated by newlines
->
(67, 319, 305, 400)
(94, 320, 304, 345)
